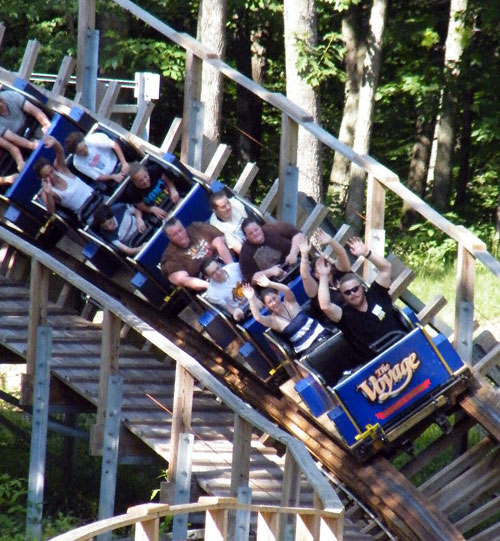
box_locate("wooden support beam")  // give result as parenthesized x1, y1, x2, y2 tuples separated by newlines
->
(18, 39, 40, 80)
(77, 0, 96, 93)
(454, 243, 475, 363)
(180, 51, 203, 165)
(204, 143, 232, 181)
(301, 203, 328, 238)
(278, 448, 301, 540)
(168, 363, 194, 482)
(130, 101, 155, 137)
(160, 117, 183, 154)
(230, 415, 252, 496)
(389, 267, 415, 301)
(0, 23, 5, 49)
(91, 309, 121, 455)
(97, 80, 121, 119)
(260, 178, 279, 216)
(256, 511, 279, 541)
(474, 343, 500, 376)
(52, 56, 76, 96)
(171, 433, 194, 541)
(278, 114, 299, 223)
(233, 162, 259, 197)
(417, 295, 447, 327)
(204, 504, 230, 541)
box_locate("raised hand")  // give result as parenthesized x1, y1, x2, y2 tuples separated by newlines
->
(299, 239, 311, 257)
(314, 228, 332, 245)
(346, 236, 369, 258)
(315, 256, 331, 276)
(255, 274, 271, 288)
(241, 283, 255, 300)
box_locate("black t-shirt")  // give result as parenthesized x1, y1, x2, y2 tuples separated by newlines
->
(125, 163, 170, 207)
(337, 281, 403, 362)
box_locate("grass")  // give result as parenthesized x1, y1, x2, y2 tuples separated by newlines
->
(402, 262, 500, 339)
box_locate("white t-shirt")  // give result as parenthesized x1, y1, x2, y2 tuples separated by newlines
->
(73, 132, 118, 180)
(209, 197, 247, 251)
(205, 262, 245, 313)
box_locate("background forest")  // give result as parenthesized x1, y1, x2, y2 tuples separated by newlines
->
(1, 0, 500, 537)
(1, 0, 499, 268)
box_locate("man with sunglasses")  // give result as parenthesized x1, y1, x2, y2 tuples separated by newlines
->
(317, 236, 405, 362)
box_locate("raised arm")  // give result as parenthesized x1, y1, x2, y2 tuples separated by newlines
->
(162, 173, 180, 204)
(299, 238, 319, 298)
(43, 135, 69, 173)
(254, 274, 296, 304)
(347, 237, 392, 288)
(317, 258, 342, 322)
(286, 231, 306, 266)
(241, 283, 275, 327)
(315, 229, 350, 272)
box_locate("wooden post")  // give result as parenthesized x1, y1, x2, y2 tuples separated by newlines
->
(91, 309, 121, 454)
(364, 175, 386, 281)
(25, 326, 52, 541)
(180, 51, 203, 165)
(22, 259, 49, 406)
(233, 162, 259, 197)
(167, 363, 194, 483)
(97, 80, 121, 119)
(234, 487, 252, 541)
(18, 39, 40, 80)
(454, 243, 475, 363)
(171, 433, 194, 540)
(81, 28, 99, 111)
(205, 505, 230, 541)
(161, 117, 183, 153)
(256, 511, 279, 541)
(278, 113, 299, 223)
(204, 143, 232, 181)
(77, 0, 96, 93)
(53, 55, 76, 96)
(130, 101, 156, 137)
(0, 23, 5, 49)
(97, 374, 123, 541)
(230, 415, 252, 496)
(134, 517, 159, 541)
(260, 178, 279, 216)
(279, 449, 301, 540)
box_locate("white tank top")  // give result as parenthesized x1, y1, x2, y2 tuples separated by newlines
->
(52, 171, 94, 213)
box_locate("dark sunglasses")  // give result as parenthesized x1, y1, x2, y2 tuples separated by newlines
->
(341, 285, 361, 296)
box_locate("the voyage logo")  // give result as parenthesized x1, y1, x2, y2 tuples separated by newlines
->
(356, 352, 421, 403)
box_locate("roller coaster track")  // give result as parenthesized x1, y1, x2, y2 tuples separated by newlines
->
(0, 234, 499, 540)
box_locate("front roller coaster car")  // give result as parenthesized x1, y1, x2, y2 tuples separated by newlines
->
(295, 325, 472, 461)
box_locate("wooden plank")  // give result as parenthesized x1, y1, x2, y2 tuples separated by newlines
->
(230, 415, 252, 496)
(180, 51, 202, 164)
(454, 494, 500, 535)
(171, 433, 194, 540)
(18, 39, 40, 79)
(0, 23, 5, 49)
(168, 363, 194, 482)
(52, 55, 76, 96)
(204, 143, 232, 180)
(234, 486, 252, 541)
(97, 80, 121, 119)
(204, 507, 228, 541)
(130, 101, 155, 136)
(301, 203, 328, 238)
(277, 114, 298, 223)
(260, 178, 279, 215)
(233, 163, 259, 197)
(473, 249, 500, 279)
(77, 0, 96, 93)
(474, 343, 500, 376)
(256, 511, 278, 541)
(160, 117, 183, 154)
(417, 295, 447, 326)
(389, 267, 415, 301)
(419, 436, 495, 497)
(454, 244, 475, 362)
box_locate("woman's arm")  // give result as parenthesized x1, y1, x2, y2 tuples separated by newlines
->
(299, 238, 319, 298)
(241, 283, 275, 327)
(254, 275, 296, 304)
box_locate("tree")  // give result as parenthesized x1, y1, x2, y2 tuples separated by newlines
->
(197, 0, 228, 170)
(283, 0, 323, 201)
(344, 0, 388, 230)
(430, 0, 468, 212)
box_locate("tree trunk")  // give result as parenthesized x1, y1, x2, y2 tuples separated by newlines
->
(431, 0, 468, 212)
(233, 11, 267, 168)
(401, 118, 432, 229)
(455, 84, 473, 208)
(344, 0, 388, 231)
(329, 4, 365, 205)
(283, 0, 322, 202)
(197, 0, 227, 170)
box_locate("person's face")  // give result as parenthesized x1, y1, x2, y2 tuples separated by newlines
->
(101, 216, 117, 232)
(39, 164, 57, 185)
(340, 278, 365, 309)
(205, 261, 227, 283)
(75, 141, 89, 157)
(132, 167, 150, 189)
(0, 98, 7, 116)
(244, 222, 264, 245)
(213, 195, 232, 221)
(166, 222, 190, 248)
(263, 292, 282, 313)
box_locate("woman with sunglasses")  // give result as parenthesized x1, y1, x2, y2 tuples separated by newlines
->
(317, 237, 405, 362)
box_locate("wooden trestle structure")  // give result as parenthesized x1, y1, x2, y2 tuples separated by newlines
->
(0, 1, 500, 540)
